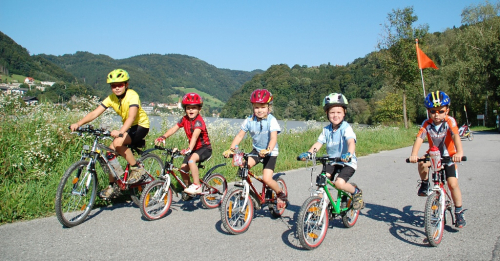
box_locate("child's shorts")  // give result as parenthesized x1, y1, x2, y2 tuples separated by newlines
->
(249, 149, 277, 171)
(127, 125, 149, 147)
(443, 163, 458, 179)
(183, 146, 212, 165)
(325, 164, 355, 182)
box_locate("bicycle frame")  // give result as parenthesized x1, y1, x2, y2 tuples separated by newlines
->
(145, 146, 226, 197)
(305, 155, 354, 224)
(234, 153, 285, 211)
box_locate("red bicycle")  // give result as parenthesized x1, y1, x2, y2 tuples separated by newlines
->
(139, 146, 228, 221)
(220, 152, 288, 235)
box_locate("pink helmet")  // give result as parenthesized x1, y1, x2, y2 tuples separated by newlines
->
(181, 93, 203, 108)
(250, 89, 273, 104)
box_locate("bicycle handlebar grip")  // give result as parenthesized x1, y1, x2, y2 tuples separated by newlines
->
(461, 156, 467, 161)
(406, 158, 410, 163)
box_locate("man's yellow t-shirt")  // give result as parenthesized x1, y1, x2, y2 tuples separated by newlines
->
(101, 89, 150, 128)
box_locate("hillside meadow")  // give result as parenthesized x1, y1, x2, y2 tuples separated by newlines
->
(0, 94, 419, 224)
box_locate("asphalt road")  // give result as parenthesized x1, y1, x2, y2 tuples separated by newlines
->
(1, 132, 499, 260)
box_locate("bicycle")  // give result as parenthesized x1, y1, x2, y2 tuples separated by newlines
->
(55, 125, 163, 227)
(458, 123, 473, 141)
(296, 153, 360, 250)
(406, 153, 467, 247)
(139, 146, 228, 221)
(220, 151, 288, 235)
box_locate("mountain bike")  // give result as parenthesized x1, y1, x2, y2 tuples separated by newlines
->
(220, 152, 288, 235)
(458, 123, 473, 141)
(139, 146, 228, 221)
(406, 154, 467, 247)
(55, 125, 163, 227)
(296, 153, 360, 250)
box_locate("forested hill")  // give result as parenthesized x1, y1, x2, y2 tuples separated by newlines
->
(0, 31, 77, 83)
(39, 52, 262, 103)
(221, 56, 384, 123)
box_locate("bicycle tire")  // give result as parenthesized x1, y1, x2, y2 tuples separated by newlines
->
(201, 173, 227, 209)
(269, 177, 288, 218)
(297, 196, 329, 250)
(424, 191, 445, 247)
(55, 160, 97, 228)
(139, 180, 172, 221)
(341, 182, 360, 228)
(468, 132, 474, 141)
(220, 186, 254, 235)
(130, 153, 164, 206)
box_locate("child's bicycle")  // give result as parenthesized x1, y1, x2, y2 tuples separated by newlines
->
(458, 123, 474, 141)
(296, 153, 360, 250)
(139, 146, 228, 221)
(406, 153, 467, 247)
(220, 151, 288, 235)
(55, 125, 163, 227)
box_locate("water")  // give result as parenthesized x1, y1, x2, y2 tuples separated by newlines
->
(146, 115, 328, 133)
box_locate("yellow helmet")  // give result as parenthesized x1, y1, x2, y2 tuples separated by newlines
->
(107, 69, 130, 83)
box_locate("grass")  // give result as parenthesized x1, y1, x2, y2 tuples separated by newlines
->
(0, 94, 419, 224)
(172, 87, 224, 108)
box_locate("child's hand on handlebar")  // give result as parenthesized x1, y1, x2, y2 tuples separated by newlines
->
(222, 148, 234, 158)
(298, 152, 311, 161)
(452, 152, 463, 163)
(409, 155, 419, 163)
(155, 136, 166, 146)
(70, 123, 80, 132)
(259, 148, 271, 157)
(341, 152, 352, 162)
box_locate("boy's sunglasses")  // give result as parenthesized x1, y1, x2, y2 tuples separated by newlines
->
(429, 109, 446, 114)
(110, 83, 126, 89)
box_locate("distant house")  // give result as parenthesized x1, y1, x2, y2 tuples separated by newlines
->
(40, 81, 55, 86)
(24, 77, 35, 84)
(142, 106, 154, 114)
(23, 96, 38, 105)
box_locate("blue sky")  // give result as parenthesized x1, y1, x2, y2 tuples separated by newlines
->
(0, 0, 489, 71)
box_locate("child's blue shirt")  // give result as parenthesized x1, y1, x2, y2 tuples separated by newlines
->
(317, 121, 357, 170)
(240, 114, 281, 156)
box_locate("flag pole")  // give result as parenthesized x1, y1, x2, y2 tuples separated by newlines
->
(416, 39, 429, 118)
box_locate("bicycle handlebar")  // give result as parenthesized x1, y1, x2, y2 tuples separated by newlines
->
(405, 156, 467, 163)
(227, 152, 260, 158)
(69, 125, 111, 137)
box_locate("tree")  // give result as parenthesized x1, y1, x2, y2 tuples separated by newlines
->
(377, 6, 429, 128)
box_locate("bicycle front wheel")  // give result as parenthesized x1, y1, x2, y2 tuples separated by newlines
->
(55, 160, 97, 228)
(140, 180, 172, 221)
(468, 132, 474, 141)
(130, 153, 164, 206)
(297, 196, 329, 250)
(201, 173, 227, 209)
(424, 191, 445, 247)
(220, 186, 254, 235)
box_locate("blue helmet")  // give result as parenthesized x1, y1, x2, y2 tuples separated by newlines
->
(424, 91, 450, 108)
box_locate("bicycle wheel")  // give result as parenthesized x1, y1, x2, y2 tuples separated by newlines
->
(139, 180, 172, 221)
(220, 186, 254, 235)
(297, 196, 329, 250)
(55, 160, 97, 227)
(468, 132, 474, 141)
(424, 191, 445, 247)
(130, 153, 164, 206)
(201, 173, 227, 209)
(269, 177, 288, 218)
(341, 195, 360, 228)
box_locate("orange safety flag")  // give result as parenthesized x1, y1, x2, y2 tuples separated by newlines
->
(416, 45, 438, 69)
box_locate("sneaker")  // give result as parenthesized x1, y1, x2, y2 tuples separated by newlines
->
(99, 184, 119, 199)
(455, 210, 467, 228)
(417, 180, 430, 197)
(276, 191, 288, 210)
(184, 183, 202, 194)
(352, 187, 365, 210)
(127, 165, 146, 184)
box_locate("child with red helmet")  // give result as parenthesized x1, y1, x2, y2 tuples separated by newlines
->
(409, 91, 466, 228)
(223, 89, 287, 210)
(155, 93, 212, 195)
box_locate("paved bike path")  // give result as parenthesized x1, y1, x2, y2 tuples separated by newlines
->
(1, 132, 499, 260)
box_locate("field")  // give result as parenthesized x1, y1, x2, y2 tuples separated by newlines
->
(172, 87, 225, 108)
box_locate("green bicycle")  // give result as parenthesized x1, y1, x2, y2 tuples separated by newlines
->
(296, 153, 360, 250)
